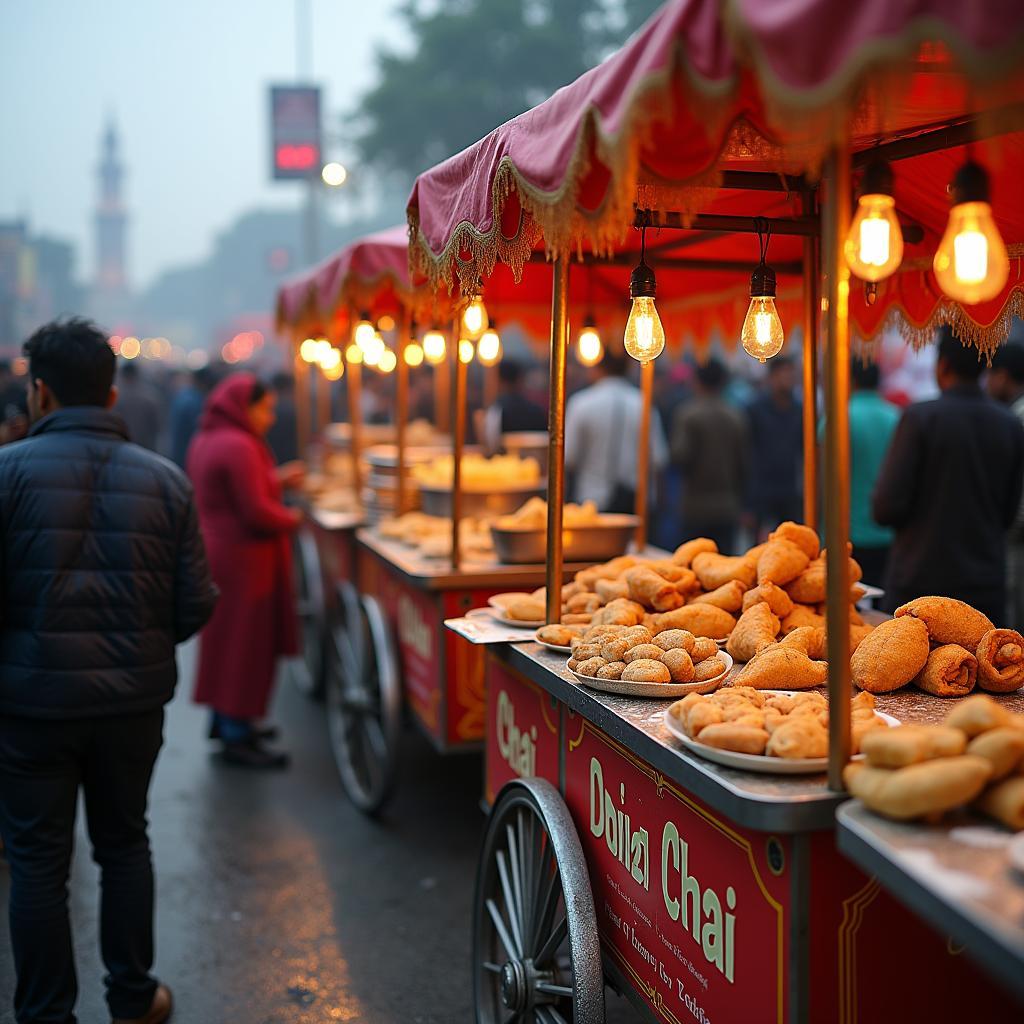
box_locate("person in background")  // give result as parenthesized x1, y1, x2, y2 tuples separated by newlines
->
(565, 349, 668, 513)
(0, 319, 217, 1024)
(846, 357, 901, 587)
(168, 365, 213, 467)
(0, 359, 28, 445)
(114, 359, 163, 451)
(746, 355, 803, 538)
(187, 373, 304, 769)
(986, 341, 1024, 627)
(670, 358, 748, 552)
(266, 371, 299, 464)
(873, 327, 1024, 623)
(478, 359, 548, 454)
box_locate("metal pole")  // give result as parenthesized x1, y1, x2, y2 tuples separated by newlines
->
(823, 146, 853, 792)
(450, 336, 467, 571)
(484, 362, 499, 409)
(346, 353, 363, 500)
(635, 359, 654, 551)
(435, 328, 453, 434)
(303, 181, 319, 267)
(802, 191, 820, 531)
(396, 312, 410, 516)
(316, 363, 330, 434)
(545, 257, 571, 624)
(294, 334, 310, 458)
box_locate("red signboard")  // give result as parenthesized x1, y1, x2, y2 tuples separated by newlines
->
(269, 85, 321, 181)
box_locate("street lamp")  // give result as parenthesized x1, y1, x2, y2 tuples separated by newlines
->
(322, 162, 348, 187)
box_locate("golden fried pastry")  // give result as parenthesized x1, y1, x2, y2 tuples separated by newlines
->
(689, 579, 747, 613)
(696, 723, 769, 755)
(673, 568, 700, 595)
(943, 693, 1014, 737)
(766, 717, 828, 759)
(574, 657, 606, 677)
(672, 537, 717, 567)
(537, 624, 581, 647)
(894, 596, 995, 650)
(742, 581, 795, 619)
(976, 776, 1024, 830)
(648, 605, 736, 640)
(690, 637, 719, 662)
(850, 616, 930, 694)
(654, 629, 696, 653)
(662, 648, 696, 683)
(851, 715, 890, 753)
(769, 521, 821, 560)
(725, 685, 766, 706)
(778, 626, 825, 660)
(639, 560, 691, 585)
(507, 598, 546, 622)
(718, 699, 762, 723)
(691, 552, 758, 591)
(673, 692, 705, 721)
(596, 661, 627, 681)
(850, 622, 874, 653)
(581, 624, 626, 643)
(727, 603, 781, 663)
(571, 642, 604, 661)
(566, 658, 579, 671)
(851, 691, 876, 712)
(600, 637, 633, 663)
(915, 644, 978, 698)
(563, 613, 594, 625)
(860, 725, 967, 768)
(592, 598, 646, 627)
(975, 628, 1024, 693)
(756, 539, 810, 586)
(625, 566, 684, 612)
(622, 659, 672, 684)
(965, 728, 1024, 780)
(561, 581, 584, 601)
(785, 561, 827, 604)
(734, 645, 828, 690)
(780, 605, 825, 635)
(693, 655, 728, 682)
(566, 592, 602, 614)
(843, 756, 992, 821)
(595, 577, 630, 604)
(763, 692, 797, 715)
(683, 700, 724, 737)
(624, 643, 665, 663)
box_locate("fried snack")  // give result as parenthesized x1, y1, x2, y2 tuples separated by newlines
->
(624, 566, 684, 612)
(592, 598, 646, 627)
(563, 614, 594, 625)
(769, 521, 821, 560)
(852, 691, 876, 712)
(683, 699, 724, 737)
(850, 616, 930, 694)
(860, 725, 967, 768)
(914, 644, 978, 698)
(778, 626, 825, 660)
(894, 596, 995, 651)
(640, 560, 691, 585)
(693, 655, 728, 682)
(733, 645, 828, 690)
(724, 685, 766, 707)
(689, 580, 747, 613)
(574, 657, 606, 677)
(596, 661, 627, 681)
(756, 539, 810, 586)
(975, 628, 1024, 693)
(943, 693, 1014, 737)
(672, 537, 718, 567)
(595, 577, 630, 603)
(785, 561, 826, 604)
(662, 648, 696, 683)
(850, 623, 874, 653)
(780, 605, 825, 635)
(562, 581, 585, 601)
(566, 592, 601, 614)
(727, 603, 781, 663)
(581, 624, 627, 643)
(852, 715, 890, 753)
(601, 636, 637, 662)
(691, 552, 758, 590)
(654, 629, 696, 653)
(850, 585, 867, 603)
(622, 659, 672, 684)
(537, 624, 580, 647)
(566, 658, 578, 671)
(672, 568, 700, 595)
(766, 717, 829, 759)
(624, 643, 666, 663)
(696, 723, 769, 755)
(742, 581, 795, 619)
(690, 637, 719, 662)
(976, 776, 1024, 830)
(507, 598, 546, 622)
(648, 605, 736, 640)
(965, 728, 1024, 780)
(571, 643, 604, 661)
(763, 692, 797, 715)
(843, 756, 993, 821)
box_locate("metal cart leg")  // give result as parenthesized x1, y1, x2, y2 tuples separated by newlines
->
(473, 779, 604, 1024)
(290, 526, 328, 698)
(325, 581, 402, 815)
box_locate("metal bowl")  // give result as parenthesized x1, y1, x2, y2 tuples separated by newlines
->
(418, 484, 546, 519)
(490, 514, 639, 565)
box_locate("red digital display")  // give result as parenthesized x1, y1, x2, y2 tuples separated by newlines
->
(275, 143, 319, 172)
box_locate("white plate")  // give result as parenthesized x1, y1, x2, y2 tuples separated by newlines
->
(488, 592, 533, 611)
(571, 652, 733, 698)
(534, 632, 574, 654)
(663, 691, 900, 774)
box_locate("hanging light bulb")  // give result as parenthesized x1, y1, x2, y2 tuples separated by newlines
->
(377, 314, 396, 333)
(461, 292, 488, 341)
(323, 361, 344, 382)
(315, 338, 333, 363)
(404, 342, 425, 367)
(378, 349, 397, 374)
(299, 338, 319, 363)
(422, 329, 447, 365)
(933, 160, 1009, 305)
(577, 321, 603, 367)
(741, 221, 785, 363)
(362, 330, 386, 367)
(353, 311, 376, 349)
(623, 227, 665, 363)
(844, 159, 904, 282)
(477, 324, 501, 366)
(345, 343, 363, 364)
(319, 346, 342, 372)
(459, 339, 475, 364)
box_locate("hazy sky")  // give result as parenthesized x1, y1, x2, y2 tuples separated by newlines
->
(1, 1, 405, 288)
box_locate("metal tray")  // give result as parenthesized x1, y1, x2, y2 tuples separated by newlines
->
(418, 484, 545, 519)
(490, 514, 639, 564)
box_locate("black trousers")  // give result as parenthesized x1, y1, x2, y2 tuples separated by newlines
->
(0, 709, 164, 1024)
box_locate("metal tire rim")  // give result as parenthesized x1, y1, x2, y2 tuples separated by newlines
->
(290, 527, 327, 698)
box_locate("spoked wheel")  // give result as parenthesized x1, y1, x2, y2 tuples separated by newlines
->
(325, 584, 401, 815)
(290, 526, 327, 698)
(474, 779, 604, 1024)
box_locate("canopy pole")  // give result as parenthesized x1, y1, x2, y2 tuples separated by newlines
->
(635, 360, 654, 551)
(823, 146, 853, 792)
(294, 333, 310, 458)
(450, 318, 467, 571)
(316, 361, 330, 435)
(545, 257, 570, 624)
(485, 362, 499, 410)
(802, 192, 820, 532)
(396, 311, 410, 516)
(435, 328, 454, 434)
(346, 319, 364, 501)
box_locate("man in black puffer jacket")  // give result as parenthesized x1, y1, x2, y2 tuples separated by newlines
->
(0, 319, 218, 1024)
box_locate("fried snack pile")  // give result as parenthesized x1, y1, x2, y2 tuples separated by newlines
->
(845, 694, 1024, 826)
(411, 453, 541, 490)
(566, 623, 726, 688)
(494, 497, 602, 531)
(377, 511, 495, 559)
(670, 688, 885, 760)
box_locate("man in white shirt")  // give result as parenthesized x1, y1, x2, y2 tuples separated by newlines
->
(564, 350, 668, 512)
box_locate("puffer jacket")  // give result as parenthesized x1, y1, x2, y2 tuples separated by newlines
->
(0, 407, 218, 718)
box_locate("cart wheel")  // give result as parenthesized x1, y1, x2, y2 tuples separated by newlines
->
(325, 585, 401, 815)
(290, 526, 327, 698)
(473, 779, 604, 1024)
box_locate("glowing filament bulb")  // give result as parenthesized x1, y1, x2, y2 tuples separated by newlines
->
(845, 194, 903, 281)
(577, 326, 603, 367)
(623, 297, 665, 363)
(461, 296, 488, 340)
(741, 296, 784, 363)
(422, 330, 447, 365)
(477, 328, 501, 366)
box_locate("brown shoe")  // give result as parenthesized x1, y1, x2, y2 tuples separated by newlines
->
(112, 984, 173, 1024)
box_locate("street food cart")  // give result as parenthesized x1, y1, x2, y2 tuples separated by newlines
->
(407, 0, 1024, 1019)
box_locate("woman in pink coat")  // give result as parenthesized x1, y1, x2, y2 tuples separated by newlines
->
(187, 373, 303, 768)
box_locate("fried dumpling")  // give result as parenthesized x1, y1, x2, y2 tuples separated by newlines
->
(727, 603, 781, 663)
(784, 560, 826, 604)
(914, 644, 978, 698)
(895, 596, 995, 651)
(691, 552, 758, 591)
(975, 628, 1024, 693)
(689, 579, 747, 613)
(671, 537, 718, 567)
(625, 566, 685, 612)
(851, 616, 930, 694)
(780, 605, 825, 635)
(742, 581, 795, 619)
(733, 645, 828, 690)
(647, 604, 736, 640)
(769, 521, 820, 560)
(756, 539, 810, 586)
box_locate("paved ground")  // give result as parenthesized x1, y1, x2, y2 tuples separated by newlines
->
(0, 644, 641, 1023)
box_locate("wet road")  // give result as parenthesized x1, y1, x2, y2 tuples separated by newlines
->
(0, 644, 641, 1023)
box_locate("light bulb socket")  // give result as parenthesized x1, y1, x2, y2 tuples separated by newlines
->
(951, 160, 991, 205)
(358, 309, 371, 322)
(860, 159, 894, 199)
(749, 261, 777, 298)
(629, 260, 657, 299)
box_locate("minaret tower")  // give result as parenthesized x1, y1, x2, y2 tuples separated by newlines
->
(95, 116, 127, 292)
